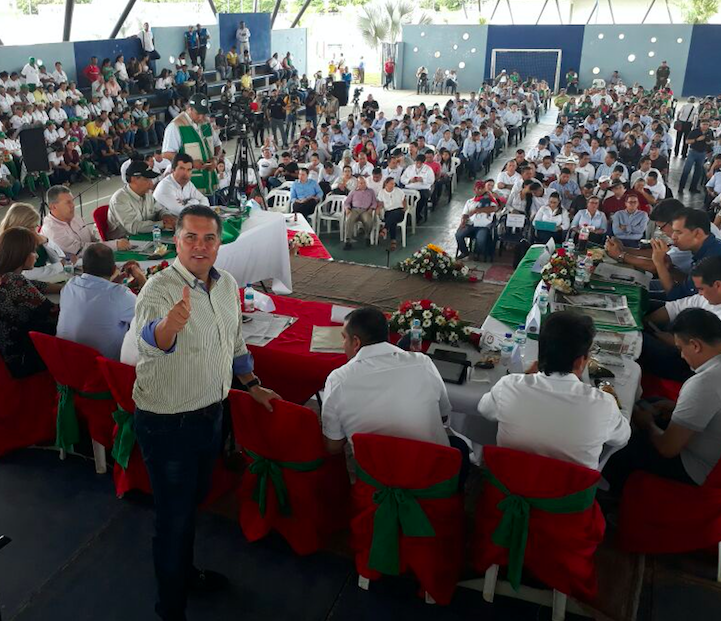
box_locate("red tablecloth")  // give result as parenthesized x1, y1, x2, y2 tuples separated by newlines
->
(286, 230, 332, 260)
(247, 295, 347, 404)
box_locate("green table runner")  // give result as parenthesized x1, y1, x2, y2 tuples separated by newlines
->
(114, 216, 246, 263)
(488, 247, 647, 333)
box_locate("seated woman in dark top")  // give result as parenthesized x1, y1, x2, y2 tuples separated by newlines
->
(0, 227, 59, 378)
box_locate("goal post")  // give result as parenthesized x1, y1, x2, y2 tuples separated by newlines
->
(490, 49, 563, 92)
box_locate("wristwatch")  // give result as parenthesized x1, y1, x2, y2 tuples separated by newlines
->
(245, 377, 261, 391)
(618, 252, 626, 264)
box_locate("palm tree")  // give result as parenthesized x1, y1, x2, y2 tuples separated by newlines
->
(678, 0, 719, 23)
(357, 0, 433, 48)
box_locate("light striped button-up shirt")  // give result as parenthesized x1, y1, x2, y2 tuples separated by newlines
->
(133, 258, 252, 414)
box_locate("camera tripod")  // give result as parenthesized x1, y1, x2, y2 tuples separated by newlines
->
(217, 123, 267, 209)
(352, 98, 361, 118)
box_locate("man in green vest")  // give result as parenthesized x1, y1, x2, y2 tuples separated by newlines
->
(161, 93, 221, 196)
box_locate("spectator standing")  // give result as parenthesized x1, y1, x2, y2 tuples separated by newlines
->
(656, 61, 671, 90)
(196, 24, 209, 69)
(236, 21, 251, 56)
(383, 58, 395, 90)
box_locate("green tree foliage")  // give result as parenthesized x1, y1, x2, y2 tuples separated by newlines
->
(357, 0, 433, 48)
(677, 0, 719, 23)
(15, 0, 91, 16)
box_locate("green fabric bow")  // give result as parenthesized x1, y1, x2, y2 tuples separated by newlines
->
(245, 448, 323, 517)
(55, 383, 113, 452)
(356, 465, 458, 576)
(484, 469, 597, 591)
(111, 407, 136, 470)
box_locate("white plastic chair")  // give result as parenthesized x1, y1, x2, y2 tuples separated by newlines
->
(278, 180, 295, 190)
(402, 188, 420, 234)
(312, 194, 347, 240)
(396, 143, 410, 155)
(372, 205, 414, 248)
(267, 189, 291, 213)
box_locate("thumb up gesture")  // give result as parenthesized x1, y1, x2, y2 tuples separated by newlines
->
(166, 285, 191, 334)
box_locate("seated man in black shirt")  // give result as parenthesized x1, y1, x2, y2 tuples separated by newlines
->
(679, 119, 712, 194)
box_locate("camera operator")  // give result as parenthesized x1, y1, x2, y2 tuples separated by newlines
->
(361, 92, 378, 121)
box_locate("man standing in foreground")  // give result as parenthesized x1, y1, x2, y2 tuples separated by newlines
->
(133, 205, 279, 620)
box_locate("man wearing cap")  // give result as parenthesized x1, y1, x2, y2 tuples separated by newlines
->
(161, 94, 221, 197)
(21, 57, 41, 89)
(153, 153, 210, 217)
(108, 161, 176, 240)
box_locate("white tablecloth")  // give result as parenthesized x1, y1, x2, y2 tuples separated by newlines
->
(444, 316, 643, 468)
(216, 210, 293, 294)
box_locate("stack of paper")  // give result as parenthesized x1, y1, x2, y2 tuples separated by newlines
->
(593, 262, 652, 289)
(330, 305, 356, 324)
(242, 312, 296, 346)
(310, 326, 345, 353)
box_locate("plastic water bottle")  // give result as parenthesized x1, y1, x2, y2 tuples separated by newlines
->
(410, 319, 423, 352)
(500, 332, 514, 368)
(244, 284, 255, 313)
(513, 324, 528, 367)
(63, 261, 73, 277)
(538, 285, 549, 314)
(566, 238, 575, 257)
(575, 256, 586, 290)
(152, 224, 161, 249)
(240, 193, 248, 213)
(584, 250, 594, 284)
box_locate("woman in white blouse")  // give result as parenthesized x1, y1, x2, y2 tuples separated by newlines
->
(495, 159, 520, 198)
(377, 177, 407, 251)
(0, 202, 70, 282)
(533, 192, 569, 245)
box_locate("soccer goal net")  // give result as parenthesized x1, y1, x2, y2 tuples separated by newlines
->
(490, 49, 562, 92)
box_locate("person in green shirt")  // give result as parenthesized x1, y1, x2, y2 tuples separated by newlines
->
(565, 69, 579, 94)
(554, 89, 570, 109)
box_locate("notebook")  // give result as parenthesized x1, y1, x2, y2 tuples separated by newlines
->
(310, 326, 345, 353)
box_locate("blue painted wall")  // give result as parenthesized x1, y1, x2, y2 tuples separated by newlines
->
(73, 37, 143, 88)
(579, 25, 693, 94)
(684, 25, 721, 97)
(151, 24, 220, 72)
(218, 13, 271, 63)
(485, 25, 585, 90)
(0, 42, 78, 83)
(400, 25, 487, 92)
(271, 28, 308, 76)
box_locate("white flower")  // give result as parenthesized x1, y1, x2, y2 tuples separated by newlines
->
(461, 266, 469, 275)
(462, 326, 472, 335)
(422, 310, 432, 319)
(448, 332, 459, 342)
(432, 271, 438, 277)
(422, 319, 432, 328)
(405, 310, 413, 317)
(397, 315, 405, 325)
(435, 316, 446, 325)
(449, 320, 458, 327)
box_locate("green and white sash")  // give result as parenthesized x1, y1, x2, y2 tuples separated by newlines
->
(175, 115, 218, 195)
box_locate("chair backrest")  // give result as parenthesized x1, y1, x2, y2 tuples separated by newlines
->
(321, 194, 346, 216)
(268, 189, 291, 213)
(402, 188, 420, 211)
(93, 205, 110, 241)
(451, 156, 461, 169)
(396, 143, 410, 155)
(96, 357, 137, 413)
(228, 389, 326, 462)
(352, 433, 461, 489)
(29, 332, 107, 393)
(278, 180, 294, 190)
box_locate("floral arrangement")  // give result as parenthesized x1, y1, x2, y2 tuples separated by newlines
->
(289, 231, 314, 249)
(146, 260, 170, 277)
(540, 248, 577, 294)
(397, 244, 478, 282)
(389, 299, 474, 344)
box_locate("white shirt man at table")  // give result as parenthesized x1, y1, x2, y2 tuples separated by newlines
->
(40, 185, 131, 256)
(321, 307, 470, 483)
(605, 309, 721, 491)
(133, 205, 279, 621)
(477, 311, 630, 470)
(400, 154, 434, 223)
(57, 243, 145, 360)
(153, 153, 210, 216)
(108, 161, 175, 240)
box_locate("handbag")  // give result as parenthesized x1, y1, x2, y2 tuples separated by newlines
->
(673, 120, 683, 131)
(149, 50, 161, 61)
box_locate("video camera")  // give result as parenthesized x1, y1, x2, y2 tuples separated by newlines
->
(352, 86, 364, 104)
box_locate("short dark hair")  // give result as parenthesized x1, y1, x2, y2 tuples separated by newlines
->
(177, 205, 222, 235)
(560, 167, 571, 175)
(669, 308, 721, 345)
(691, 256, 721, 286)
(82, 243, 115, 278)
(344, 307, 388, 347)
(650, 198, 685, 223)
(538, 311, 596, 374)
(674, 207, 711, 236)
(0, 227, 36, 274)
(172, 152, 193, 168)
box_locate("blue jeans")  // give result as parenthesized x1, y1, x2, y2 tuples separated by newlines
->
(456, 225, 490, 257)
(135, 403, 223, 621)
(679, 149, 706, 191)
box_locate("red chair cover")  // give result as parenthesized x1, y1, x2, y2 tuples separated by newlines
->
(0, 356, 56, 456)
(618, 462, 721, 554)
(93, 205, 110, 241)
(228, 389, 350, 555)
(350, 433, 464, 605)
(29, 333, 115, 448)
(641, 374, 683, 402)
(96, 357, 240, 503)
(473, 446, 605, 603)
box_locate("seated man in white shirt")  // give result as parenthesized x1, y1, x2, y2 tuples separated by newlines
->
(641, 256, 721, 382)
(153, 153, 210, 216)
(400, 154, 435, 222)
(478, 311, 631, 470)
(322, 307, 470, 483)
(605, 308, 721, 491)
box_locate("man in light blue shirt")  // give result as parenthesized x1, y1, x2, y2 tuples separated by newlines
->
(596, 151, 628, 181)
(290, 168, 323, 216)
(57, 243, 142, 360)
(550, 168, 580, 209)
(611, 194, 649, 247)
